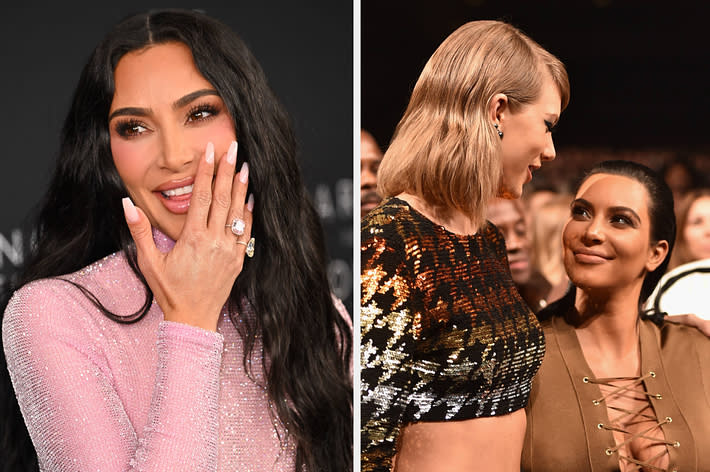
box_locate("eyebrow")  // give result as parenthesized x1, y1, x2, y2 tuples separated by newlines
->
(572, 198, 641, 223)
(108, 89, 220, 121)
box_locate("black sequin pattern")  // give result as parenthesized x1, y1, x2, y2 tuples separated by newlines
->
(360, 198, 545, 471)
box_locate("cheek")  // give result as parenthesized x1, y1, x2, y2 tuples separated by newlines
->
(560, 222, 577, 266)
(201, 115, 238, 159)
(110, 138, 152, 191)
(561, 221, 575, 248)
(684, 225, 700, 245)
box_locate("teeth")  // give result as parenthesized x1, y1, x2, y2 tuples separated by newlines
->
(161, 184, 193, 197)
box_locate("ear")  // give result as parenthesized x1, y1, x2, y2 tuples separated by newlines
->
(645, 239, 669, 272)
(488, 93, 509, 127)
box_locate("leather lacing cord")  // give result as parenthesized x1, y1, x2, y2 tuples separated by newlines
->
(583, 371, 679, 472)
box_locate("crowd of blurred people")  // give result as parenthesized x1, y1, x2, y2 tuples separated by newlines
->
(361, 134, 710, 320)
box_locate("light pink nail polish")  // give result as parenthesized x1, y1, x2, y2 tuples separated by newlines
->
(122, 197, 139, 223)
(227, 141, 238, 165)
(205, 142, 215, 164)
(247, 193, 255, 212)
(239, 162, 249, 183)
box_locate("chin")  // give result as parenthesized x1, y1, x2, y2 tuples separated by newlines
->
(498, 186, 522, 200)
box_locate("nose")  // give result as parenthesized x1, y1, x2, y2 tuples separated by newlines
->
(582, 217, 604, 244)
(506, 230, 527, 252)
(541, 134, 556, 162)
(158, 126, 196, 171)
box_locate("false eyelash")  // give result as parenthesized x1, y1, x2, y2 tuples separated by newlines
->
(186, 103, 220, 122)
(570, 204, 590, 218)
(114, 119, 148, 138)
(610, 214, 634, 226)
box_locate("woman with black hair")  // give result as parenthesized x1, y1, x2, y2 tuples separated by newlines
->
(2, 9, 351, 472)
(522, 160, 710, 471)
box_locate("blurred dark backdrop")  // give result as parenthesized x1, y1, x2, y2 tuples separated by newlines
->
(362, 0, 710, 191)
(0, 3, 354, 311)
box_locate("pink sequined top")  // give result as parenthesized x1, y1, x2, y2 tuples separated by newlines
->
(3, 229, 349, 471)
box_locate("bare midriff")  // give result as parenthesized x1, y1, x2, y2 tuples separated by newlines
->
(392, 409, 526, 472)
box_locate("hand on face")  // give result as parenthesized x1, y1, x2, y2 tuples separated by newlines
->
(123, 141, 253, 332)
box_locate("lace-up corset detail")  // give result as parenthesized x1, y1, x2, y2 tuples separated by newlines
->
(585, 372, 677, 471)
(521, 315, 710, 472)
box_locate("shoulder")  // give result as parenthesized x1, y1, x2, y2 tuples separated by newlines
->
(481, 220, 507, 259)
(361, 199, 416, 270)
(361, 198, 415, 243)
(655, 318, 710, 351)
(3, 251, 143, 337)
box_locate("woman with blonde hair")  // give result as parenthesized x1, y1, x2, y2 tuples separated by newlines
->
(361, 19, 570, 471)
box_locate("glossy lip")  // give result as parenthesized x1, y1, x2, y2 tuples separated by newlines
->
(154, 176, 195, 214)
(155, 176, 195, 192)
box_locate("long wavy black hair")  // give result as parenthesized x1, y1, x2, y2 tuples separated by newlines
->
(538, 159, 676, 322)
(2, 9, 352, 472)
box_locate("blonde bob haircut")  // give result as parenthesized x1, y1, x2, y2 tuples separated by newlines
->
(378, 20, 570, 230)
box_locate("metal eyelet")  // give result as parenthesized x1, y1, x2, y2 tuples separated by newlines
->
(592, 400, 600, 406)
(582, 376, 589, 383)
(597, 423, 604, 429)
(674, 441, 680, 448)
(666, 416, 673, 423)
(605, 448, 613, 456)
(649, 371, 656, 377)
(656, 394, 663, 400)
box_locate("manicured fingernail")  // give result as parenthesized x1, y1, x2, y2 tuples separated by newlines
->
(205, 142, 214, 164)
(239, 161, 249, 183)
(122, 197, 139, 224)
(227, 140, 238, 165)
(247, 193, 254, 212)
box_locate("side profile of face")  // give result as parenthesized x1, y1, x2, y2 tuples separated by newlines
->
(562, 174, 668, 296)
(360, 129, 383, 215)
(109, 41, 237, 240)
(683, 195, 710, 262)
(486, 198, 531, 284)
(497, 73, 561, 199)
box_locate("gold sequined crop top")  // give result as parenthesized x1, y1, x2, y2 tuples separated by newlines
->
(360, 198, 546, 472)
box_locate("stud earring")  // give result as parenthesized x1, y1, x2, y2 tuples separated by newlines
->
(494, 123, 503, 139)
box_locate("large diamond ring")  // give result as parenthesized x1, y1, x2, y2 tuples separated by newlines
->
(236, 237, 255, 258)
(226, 217, 246, 236)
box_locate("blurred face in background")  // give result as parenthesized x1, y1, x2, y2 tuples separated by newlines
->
(487, 198, 531, 284)
(683, 196, 710, 262)
(361, 129, 384, 215)
(663, 162, 693, 206)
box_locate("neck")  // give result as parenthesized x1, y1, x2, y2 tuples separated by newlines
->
(397, 192, 479, 235)
(567, 286, 642, 374)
